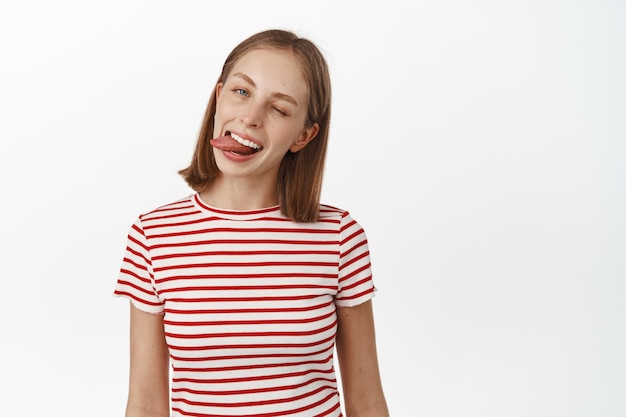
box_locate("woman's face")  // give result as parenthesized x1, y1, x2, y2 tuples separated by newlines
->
(212, 48, 319, 183)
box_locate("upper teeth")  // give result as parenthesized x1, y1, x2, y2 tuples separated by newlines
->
(231, 133, 261, 149)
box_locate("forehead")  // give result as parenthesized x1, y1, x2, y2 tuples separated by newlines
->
(228, 48, 309, 99)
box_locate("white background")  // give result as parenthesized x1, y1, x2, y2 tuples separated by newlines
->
(1, 1, 624, 416)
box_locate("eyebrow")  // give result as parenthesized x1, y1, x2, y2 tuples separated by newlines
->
(231, 72, 299, 106)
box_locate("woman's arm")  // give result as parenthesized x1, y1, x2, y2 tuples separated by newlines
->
(124, 302, 170, 417)
(336, 299, 390, 416)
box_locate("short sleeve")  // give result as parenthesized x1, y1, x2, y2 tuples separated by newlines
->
(334, 212, 376, 308)
(113, 217, 164, 314)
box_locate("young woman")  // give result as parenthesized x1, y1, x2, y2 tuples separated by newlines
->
(114, 29, 389, 417)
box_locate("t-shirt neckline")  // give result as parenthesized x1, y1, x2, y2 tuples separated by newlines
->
(192, 193, 282, 220)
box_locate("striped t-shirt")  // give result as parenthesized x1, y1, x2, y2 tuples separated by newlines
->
(114, 193, 376, 417)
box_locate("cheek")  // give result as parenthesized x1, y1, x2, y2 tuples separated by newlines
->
(213, 98, 236, 125)
(213, 102, 227, 136)
(212, 114, 223, 138)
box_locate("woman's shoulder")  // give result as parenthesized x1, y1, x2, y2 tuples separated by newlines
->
(319, 203, 362, 226)
(319, 203, 348, 219)
(318, 203, 369, 235)
(137, 194, 197, 222)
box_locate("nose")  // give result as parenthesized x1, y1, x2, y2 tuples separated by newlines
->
(240, 100, 264, 128)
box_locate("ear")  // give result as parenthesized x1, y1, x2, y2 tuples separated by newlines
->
(290, 123, 320, 153)
(215, 82, 224, 100)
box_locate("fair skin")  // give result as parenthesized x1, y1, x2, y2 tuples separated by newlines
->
(203, 47, 319, 210)
(124, 47, 389, 417)
(125, 304, 170, 417)
(336, 300, 390, 416)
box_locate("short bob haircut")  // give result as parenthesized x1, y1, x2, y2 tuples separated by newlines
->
(179, 29, 332, 223)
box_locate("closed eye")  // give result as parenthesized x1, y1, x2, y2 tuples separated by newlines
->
(273, 106, 288, 116)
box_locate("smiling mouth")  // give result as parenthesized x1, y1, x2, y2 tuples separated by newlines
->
(210, 132, 263, 155)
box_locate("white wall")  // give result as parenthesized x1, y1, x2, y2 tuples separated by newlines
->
(1, 1, 624, 415)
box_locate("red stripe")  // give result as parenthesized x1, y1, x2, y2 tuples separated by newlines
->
(124, 246, 151, 267)
(340, 276, 372, 292)
(121, 257, 148, 272)
(172, 385, 333, 407)
(165, 321, 335, 339)
(172, 353, 332, 373)
(172, 391, 337, 417)
(339, 263, 371, 283)
(148, 226, 338, 240)
(154, 260, 337, 273)
(164, 299, 333, 315)
(153, 249, 338, 261)
(340, 226, 365, 246)
(169, 345, 333, 362)
(173, 377, 336, 396)
(339, 250, 369, 271)
(149, 202, 195, 214)
(156, 272, 336, 284)
(173, 369, 334, 386)
(149, 238, 337, 250)
(194, 195, 277, 215)
(117, 272, 151, 288)
(340, 238, 367, 260)
(336, 286, 374, 301)
(168, 334, 335, 351)
(164, 311, 334, 327)
(144, 209, 202, 222)
(113, 290, 162, 307)
(166, 294, 324, 303)
(160, 282, 335, 292)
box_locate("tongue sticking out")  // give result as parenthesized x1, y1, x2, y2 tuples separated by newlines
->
(210, 135, 258, 155)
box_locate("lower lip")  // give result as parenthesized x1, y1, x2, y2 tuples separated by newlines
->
(218, 148, 261, 162)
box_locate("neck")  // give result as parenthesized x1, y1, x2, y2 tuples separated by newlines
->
(200, 176, 278, 210)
